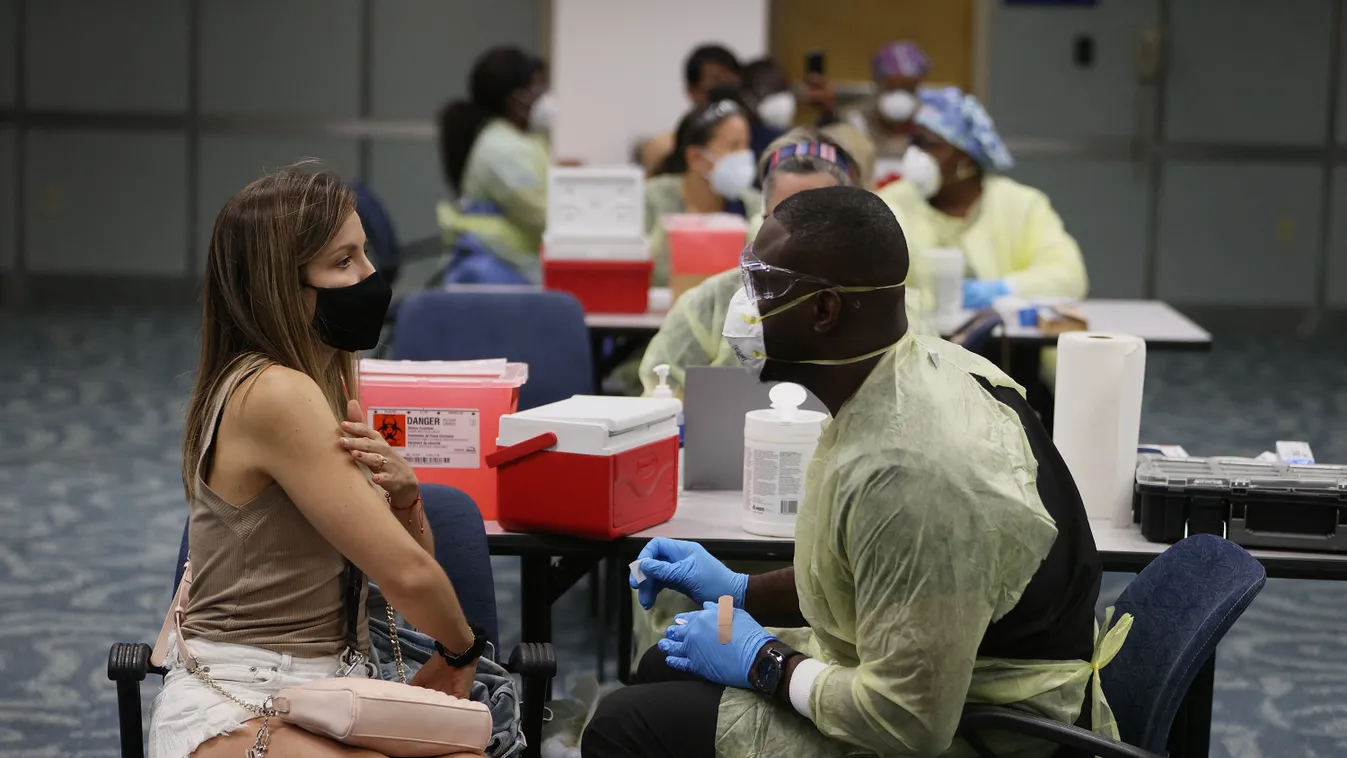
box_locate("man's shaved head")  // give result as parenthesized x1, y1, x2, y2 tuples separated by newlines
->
(748, 186, 910, 396)
(765, 185, 909, 287)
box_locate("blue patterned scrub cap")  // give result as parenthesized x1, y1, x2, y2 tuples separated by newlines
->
(913, 86, 1014, 173)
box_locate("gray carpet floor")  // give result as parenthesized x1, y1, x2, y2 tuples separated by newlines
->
(3, 308, 1346, 756)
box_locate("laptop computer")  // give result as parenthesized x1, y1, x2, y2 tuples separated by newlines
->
(683, 366, 829, 490)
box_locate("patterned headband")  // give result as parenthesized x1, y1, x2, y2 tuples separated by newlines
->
(766, 141, 854, 180)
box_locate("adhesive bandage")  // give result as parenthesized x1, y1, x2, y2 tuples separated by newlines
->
(718, 595, 733, 643)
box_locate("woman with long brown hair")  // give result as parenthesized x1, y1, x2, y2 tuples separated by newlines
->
(150, 165, 485, 757)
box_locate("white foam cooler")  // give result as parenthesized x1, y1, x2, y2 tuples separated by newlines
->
(542, 166, 653, 311)
(546, 166, 645, 239)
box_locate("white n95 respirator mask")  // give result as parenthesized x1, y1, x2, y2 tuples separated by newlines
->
(757, 92, 797, 130)
(723, 284, 908, 380)
(723, 287, 769, 379)
(878, 90, 919, 123)
(707, 149, 757, 200)
(900, 146, 942, 199)
(528, 91, 555, 133)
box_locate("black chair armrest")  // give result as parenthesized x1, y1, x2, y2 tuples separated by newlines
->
(507, 642, 558, 758)
(109, 642, 161, 758)
(506, 641, 558, 679)
(960, 705, 1166, 758)
(109, 641, 164, 681)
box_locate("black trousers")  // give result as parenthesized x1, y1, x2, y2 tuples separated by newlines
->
(581, 647, 723, 758)
(583, 649, 1096, 758)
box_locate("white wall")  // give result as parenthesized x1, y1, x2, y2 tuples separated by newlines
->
(550, 0, 768, 165)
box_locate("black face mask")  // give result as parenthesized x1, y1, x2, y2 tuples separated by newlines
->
(309, 270, 392, 352)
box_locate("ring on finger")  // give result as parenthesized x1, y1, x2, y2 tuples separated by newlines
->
(374, 454, 387, 471)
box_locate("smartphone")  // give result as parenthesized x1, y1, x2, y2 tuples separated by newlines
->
(805, 50, 826, 76)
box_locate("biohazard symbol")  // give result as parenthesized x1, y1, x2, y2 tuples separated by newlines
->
(374, 413, 407, 447)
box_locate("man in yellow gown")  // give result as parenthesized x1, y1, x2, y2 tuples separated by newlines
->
(639, 127, 929, 400)
(583, 187, 1126, 758)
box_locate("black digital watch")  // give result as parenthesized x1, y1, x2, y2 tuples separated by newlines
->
(434, 624, 489, 668)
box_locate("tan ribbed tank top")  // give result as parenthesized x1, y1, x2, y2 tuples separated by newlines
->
(180, 358, 370, 658)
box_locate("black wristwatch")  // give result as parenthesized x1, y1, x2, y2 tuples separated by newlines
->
(434, 624, 488, 668)
(749, 642, 795, 696)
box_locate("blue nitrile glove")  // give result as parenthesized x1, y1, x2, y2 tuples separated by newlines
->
(629, 538, 749, 611)
(658, 602, 777, 689)
(962, 278, 1011, 309)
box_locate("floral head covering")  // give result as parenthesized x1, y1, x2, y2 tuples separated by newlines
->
(914, 86, 1014, 172)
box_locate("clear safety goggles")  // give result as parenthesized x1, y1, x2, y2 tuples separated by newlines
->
(740, 244, 842, 303)
(739, 244, 903, 304)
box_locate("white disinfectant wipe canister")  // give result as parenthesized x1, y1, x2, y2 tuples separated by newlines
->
(742, 383, 828, 537)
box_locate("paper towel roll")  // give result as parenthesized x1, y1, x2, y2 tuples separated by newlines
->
(1053, 332, 1147, 527)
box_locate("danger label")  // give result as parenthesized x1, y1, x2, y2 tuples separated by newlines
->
(367, 408, 480, 469)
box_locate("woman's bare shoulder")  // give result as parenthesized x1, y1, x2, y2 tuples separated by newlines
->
(227, 365, 333, 440)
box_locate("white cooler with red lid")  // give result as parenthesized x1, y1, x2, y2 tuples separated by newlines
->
(542, 166, 654, 314)
(486, 396, 681, 539)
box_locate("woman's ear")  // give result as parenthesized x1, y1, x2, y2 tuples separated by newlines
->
(938, 149, 968, 184)
(953, 154, 981, 183)
(508, 89, 532, 124)
(686, 145, 704, 173)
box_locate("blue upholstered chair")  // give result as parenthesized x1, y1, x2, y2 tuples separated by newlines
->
(391, 289, 595, 410)
(111, 484, 554, 758)
(959, 534, 1267, 758)
(419, 484, 501, 645)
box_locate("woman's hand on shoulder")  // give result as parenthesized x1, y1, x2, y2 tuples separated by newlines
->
(341, 399, 420, 509)
(231, 364, 366, 504)
(232, 365, 438, 594)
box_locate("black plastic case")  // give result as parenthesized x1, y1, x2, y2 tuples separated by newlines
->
(1133, 457, 1347, 552)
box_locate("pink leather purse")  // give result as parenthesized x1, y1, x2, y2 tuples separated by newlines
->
(271, 677, 491, 756)
(161, 561, 492, 757)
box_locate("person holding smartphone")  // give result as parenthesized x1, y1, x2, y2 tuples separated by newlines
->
(741, 54, 848, 165)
